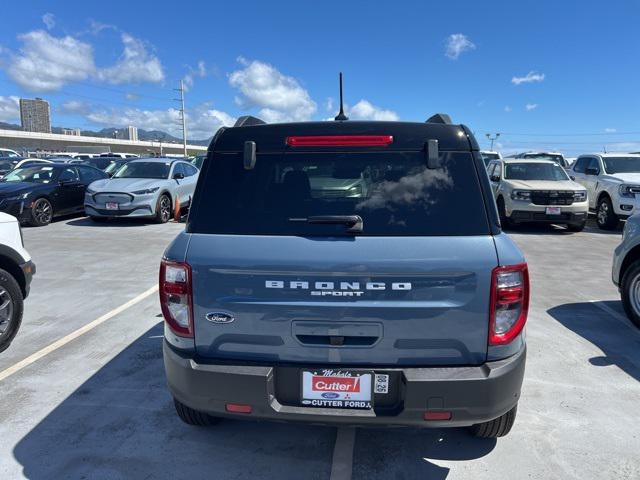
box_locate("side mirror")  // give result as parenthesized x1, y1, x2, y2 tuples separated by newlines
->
(570, 175, 576, 181)
(585, 167, 599, 176)
(173, 172, 185, 180)
(490, 175, 500, 182)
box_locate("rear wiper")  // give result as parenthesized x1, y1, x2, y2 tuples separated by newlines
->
(289, 215, 363, 233)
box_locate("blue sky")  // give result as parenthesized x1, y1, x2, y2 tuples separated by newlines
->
(0, 0, 639, 154)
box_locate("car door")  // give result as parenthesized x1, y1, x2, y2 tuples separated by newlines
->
(582, 157, 601, 209)
(170, 163, 189, 205)
(56, 167, 84, 213)
(181, 163, 199, 205)
(489, 161, 502, 196)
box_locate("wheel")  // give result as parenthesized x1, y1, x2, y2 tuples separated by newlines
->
(497, 197, 511, 228)
(596, 196, 619, 230)
(0, 268, 25, 354)
(173, 398, 220, 426)
(29, 198, 53, 227)
(620, 260, 640, 328)
(155, 194, 172, 224)
(469, 405, 517, 438)
(90, 216, 108, 223)
(567, 221, 586, 232)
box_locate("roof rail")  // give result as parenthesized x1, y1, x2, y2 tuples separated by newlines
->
(234, 116, 266, 128)
(425, 113, 453, 125)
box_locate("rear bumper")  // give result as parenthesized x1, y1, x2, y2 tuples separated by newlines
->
(510, 210, 587, 225)
(164, 342, 526, 427)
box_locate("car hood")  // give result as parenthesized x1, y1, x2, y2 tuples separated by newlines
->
(602, 173, 640, 184)
(0, 181, 44, 195)
(506, 179, 583, 190)
(90, 178, 165, 193)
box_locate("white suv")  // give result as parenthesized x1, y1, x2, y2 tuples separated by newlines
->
(0, 212, 35, 352)
(488, 159, 589, 231)
(571, 154, 640, 230)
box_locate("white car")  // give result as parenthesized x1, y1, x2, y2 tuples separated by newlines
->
(480, 151, 502, 167)
(488, 159, 589, 231)
(0, 212, 35, 352)
(0, 148, 20, 158)
(571, 153, 640, 230)
(507, 151, 570, 169)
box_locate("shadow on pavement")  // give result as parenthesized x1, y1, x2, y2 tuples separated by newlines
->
(352, 427, 495, 479)
(548, 301, 640, 382)
(504, 218, 622, 236)
(13, 323, 335, 480)
(66, 217, 153, 228)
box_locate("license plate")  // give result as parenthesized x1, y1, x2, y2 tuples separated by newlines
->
(546, 207, 561, 215)
(301, 370, 373, 409)
(105, 202, 118, 210)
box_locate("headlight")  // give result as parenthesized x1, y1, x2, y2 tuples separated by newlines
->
(511, 190, 531, 201)
(4, 192, 30, 202)
(573, 190, 587, 202)
(132, 187, 159, 195)
(618, 184, 640, 198)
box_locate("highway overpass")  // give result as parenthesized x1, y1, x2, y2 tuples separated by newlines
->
(0, 129, 208, 157)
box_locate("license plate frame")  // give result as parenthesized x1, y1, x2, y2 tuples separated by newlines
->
(301, 370, 373, 410)
(105, 202, 119, 210)
(546, 207, 561, 215)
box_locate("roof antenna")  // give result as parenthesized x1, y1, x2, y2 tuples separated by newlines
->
(334, 72, 348, 121)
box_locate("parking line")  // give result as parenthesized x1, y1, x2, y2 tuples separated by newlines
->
(588, 299, 640, 334)
(0, 285, 159, 383)
(330, 427, 356, 480)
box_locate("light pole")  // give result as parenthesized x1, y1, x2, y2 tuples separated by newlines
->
(486, 133, 500, 151)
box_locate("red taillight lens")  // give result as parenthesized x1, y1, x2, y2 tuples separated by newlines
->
(159, 260, 193, 338)
(286, 135, 393, 147)
(489, 263, 529, 346)
(225, 403, 252, 414)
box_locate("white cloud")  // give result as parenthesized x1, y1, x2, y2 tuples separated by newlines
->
(525, 103, 538, 111)
(97, 33, 164, 85)
(183, 60, 208, 91)
(84, 103, 235, 140)
(0, 96, 20, 123)
(348, 100, 399, 121)
(504, 105, 512, 112)
(5, 30, 96, 92)
(445, 34, 475, 60)
(325, 97, 334, 113)
(604, 128, 617, 133)
(87, 19, 116, 35)
(59, 100, 90, 114)
(42, 13, 55, 30)
(125, 92, 139, 101)
(511, 71, 545, 85)
(229, 57, 316, 122)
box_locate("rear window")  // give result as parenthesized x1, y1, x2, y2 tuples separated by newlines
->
(190, 151, 490, 236)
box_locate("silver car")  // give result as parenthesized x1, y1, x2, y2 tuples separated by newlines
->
(612, 209, 640, 328)
(84, 158, 199, 223)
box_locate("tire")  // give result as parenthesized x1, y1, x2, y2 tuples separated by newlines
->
(469, 405, 517, 438)
(596, 196, 619, 230)
(497, 197, 511, 228)
(620, 260, 640, 328)
(0, 268, 25, 354)
(567, 221, 586, 232)
(173, 398, 220, 426)
(155, 194, 172, 224)
(29, 198, 53, 227)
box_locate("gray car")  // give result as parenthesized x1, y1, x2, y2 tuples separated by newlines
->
(612, 211, 640, 328)
(161, 115, 528, 438)
(85, 158, 199, 223)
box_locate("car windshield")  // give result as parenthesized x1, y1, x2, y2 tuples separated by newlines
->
(481, 153, 500, 166)
(505, 162, 569, 181)
(602, 157, 640, 174)
(113, 161, 170, 179)
(3, 166, 58, 183)
(190, 151, 491, 236)
(104, 161, 126, 175)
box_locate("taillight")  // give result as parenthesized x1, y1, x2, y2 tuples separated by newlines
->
(159, 260, 193, 338)
(489, 263, 529, 345)
(286, 135, 393, 147)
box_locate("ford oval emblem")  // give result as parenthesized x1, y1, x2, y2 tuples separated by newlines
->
(321, 392, 340, 399)
(205, 312, 235, 324)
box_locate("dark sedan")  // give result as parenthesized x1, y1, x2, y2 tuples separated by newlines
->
(0, 164, 108, 226)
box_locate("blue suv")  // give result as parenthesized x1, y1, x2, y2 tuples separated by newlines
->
(160, 114, 528, 438)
